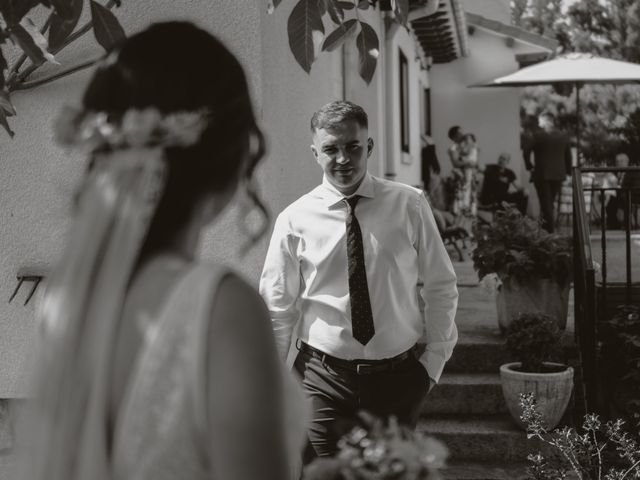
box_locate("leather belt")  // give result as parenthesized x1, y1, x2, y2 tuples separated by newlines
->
(298, 341, 415, 375)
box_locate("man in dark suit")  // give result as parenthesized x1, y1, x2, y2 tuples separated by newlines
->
(524, 111, 572, 232)
(480, 152, 528, 215)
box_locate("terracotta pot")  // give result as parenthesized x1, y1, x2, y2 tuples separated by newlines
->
(500, 362, 574, 430)
(496, 276, 569, 333)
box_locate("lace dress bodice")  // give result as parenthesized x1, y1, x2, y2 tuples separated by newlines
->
(111, 264, 308, 479)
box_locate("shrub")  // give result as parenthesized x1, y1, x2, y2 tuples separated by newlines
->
(520, 393, 640, 480)
(472, 204, 572, 285)
(506, 313, 563, 373)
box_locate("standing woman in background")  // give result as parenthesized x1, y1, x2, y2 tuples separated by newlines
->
(16, 22, 304, 480)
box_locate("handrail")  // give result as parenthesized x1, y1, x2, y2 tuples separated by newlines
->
(572, 166, 598, 415)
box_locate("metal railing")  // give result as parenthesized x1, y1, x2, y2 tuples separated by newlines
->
(572, 167, 598, 415)
(572, 166, 640, 415)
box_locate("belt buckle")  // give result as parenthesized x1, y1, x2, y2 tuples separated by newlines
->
(356, 363, 374, 375)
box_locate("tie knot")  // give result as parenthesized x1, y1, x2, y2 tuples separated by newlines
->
(345, 195, 360, 212)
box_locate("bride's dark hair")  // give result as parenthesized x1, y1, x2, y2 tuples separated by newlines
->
(82, 21, 266, 255)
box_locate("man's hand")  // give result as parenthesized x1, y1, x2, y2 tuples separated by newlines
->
(428, 377, 436, 393)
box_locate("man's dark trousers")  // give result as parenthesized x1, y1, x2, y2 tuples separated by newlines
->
(534, 179, 562, 233)
(294, 345, 430, 461)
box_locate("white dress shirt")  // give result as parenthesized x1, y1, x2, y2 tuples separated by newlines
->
(259, 173, 458, 382)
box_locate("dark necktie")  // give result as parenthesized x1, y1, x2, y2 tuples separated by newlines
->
(344, 196, 375, 345)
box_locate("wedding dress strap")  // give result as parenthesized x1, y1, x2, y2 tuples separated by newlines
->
(184, 264, 233, 463)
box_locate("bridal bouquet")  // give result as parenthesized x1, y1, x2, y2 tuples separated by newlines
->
(303, 414, 448, 480)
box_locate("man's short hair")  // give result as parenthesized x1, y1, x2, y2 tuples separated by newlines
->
(447, 125, 461, 141)
(310, 101, 368, 133)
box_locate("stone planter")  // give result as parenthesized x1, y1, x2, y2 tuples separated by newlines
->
(496, 276, 569, 333)
(500, 362, 574, 430)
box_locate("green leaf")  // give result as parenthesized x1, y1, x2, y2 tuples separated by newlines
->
(391, 0, 408, 26)
(267, 0, 283, 14)
(49, 0, 82, 49)
(356, 21, 378, 84)
(322, 18, 357, 51)
(0, 108, 14, 137)
(357, 0, 369, 9)
(324, 0, 344, 24)
(51, 0, 79, 19)
(9, 23, 47, 67)
(287, 0, 325, 74)
(0, 89, 16, 116)
(337, 1, 354, 9)
(90, 0, 125, 51)
(0, 0, 40, 25)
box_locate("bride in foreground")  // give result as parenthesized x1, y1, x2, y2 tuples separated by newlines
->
(16, 21, 304, 480)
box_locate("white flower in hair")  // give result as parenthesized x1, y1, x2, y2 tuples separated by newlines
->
(53, 105, 210, 151)
(121, 108, 163, 147)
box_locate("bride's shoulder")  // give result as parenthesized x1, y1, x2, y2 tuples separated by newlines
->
(193, 262, 269, 332)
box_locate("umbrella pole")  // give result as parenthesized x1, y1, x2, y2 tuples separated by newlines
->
(576, 82, 582, 166)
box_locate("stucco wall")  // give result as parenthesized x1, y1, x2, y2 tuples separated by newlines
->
(462, 0, 511, 24)
(430, 27, 545, 215)
(0, 0, 266, 397)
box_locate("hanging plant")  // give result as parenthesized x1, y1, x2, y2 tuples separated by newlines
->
(0, 0, 126, 138)
(269, 0, 410, 85)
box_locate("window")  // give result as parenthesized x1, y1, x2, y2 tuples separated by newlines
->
(399, 49, 410, 153)
(423, 87, 431, 136)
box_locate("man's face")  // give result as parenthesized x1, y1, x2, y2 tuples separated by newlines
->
(498, 154, 510, 168)
(615, 154, 629, 168)
(311, 120, 373, 196)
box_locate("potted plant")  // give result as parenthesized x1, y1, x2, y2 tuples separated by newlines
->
(472, 204, 572, 332)
(500, 313, 573, 430)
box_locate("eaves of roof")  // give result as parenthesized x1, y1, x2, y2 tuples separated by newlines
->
(465, 11, 558, 52)
(409, 0, 470, 64)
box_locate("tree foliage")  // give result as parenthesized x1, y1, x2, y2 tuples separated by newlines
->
(270, 0, 413, 85)
(0, 0, 126, 138)
(512, 0, 640, 165)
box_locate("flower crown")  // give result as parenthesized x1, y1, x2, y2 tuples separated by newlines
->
(54, 105, 211, 151)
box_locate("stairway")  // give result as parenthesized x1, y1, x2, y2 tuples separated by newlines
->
(418, 261, 573, 480)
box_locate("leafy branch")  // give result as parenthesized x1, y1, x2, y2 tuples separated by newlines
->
(270, 0, 410, 85)
(0, 0, 126, 138)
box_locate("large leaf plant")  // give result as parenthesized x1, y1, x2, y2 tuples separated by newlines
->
(0, 0, 126, 138)
(269, 0, 411, 85)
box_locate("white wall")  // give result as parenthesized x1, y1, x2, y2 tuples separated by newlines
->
(462, 0, 511, 23)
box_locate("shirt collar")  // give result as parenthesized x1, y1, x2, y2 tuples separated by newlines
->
(320, 173, 375, 208)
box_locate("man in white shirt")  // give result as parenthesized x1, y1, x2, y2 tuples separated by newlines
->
(260, 101, 458, 460)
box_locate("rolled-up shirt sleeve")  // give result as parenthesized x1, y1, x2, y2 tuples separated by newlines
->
(413, 194, 458, 383)
(259, 212, 301, 361)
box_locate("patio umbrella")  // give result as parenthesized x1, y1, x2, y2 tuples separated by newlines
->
(473, 52, 640, 161)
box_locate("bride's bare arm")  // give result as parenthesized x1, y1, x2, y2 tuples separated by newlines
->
(206, 274, 290, 480)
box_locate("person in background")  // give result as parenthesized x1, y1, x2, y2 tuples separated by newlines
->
(479, 152, 528, 215)
(261, 100, 458, 461)
(524, 110, 572, 232)
(605, 152, 640, 229)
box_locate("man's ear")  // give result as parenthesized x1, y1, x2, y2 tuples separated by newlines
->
(310, 144, 319, 160)
(367, 138, 374, 157)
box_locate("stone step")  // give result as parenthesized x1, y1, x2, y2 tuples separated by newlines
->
(424, 373, 507, 415)
(446, 332, 577, 374)
(418, 414, 553, 463)
(445, 334, 508, 373)
(440, 461, 530, 480)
